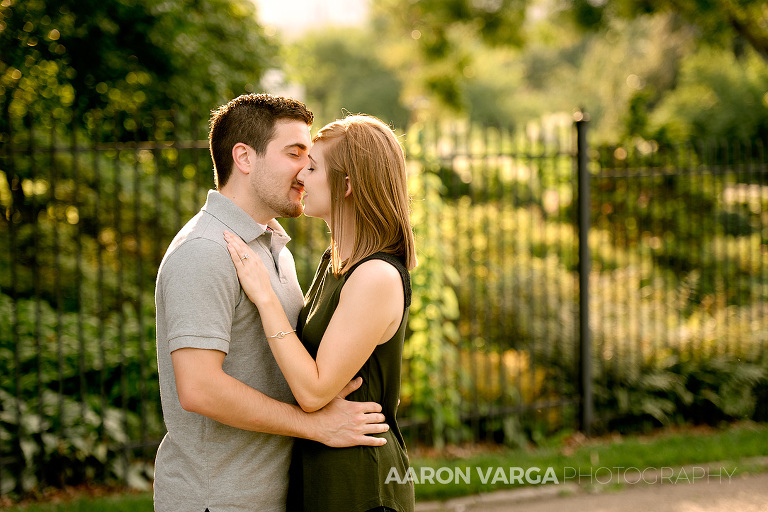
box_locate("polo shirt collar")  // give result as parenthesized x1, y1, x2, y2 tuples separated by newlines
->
(265, 218, 291, 264)
(201, 190, 292, 256)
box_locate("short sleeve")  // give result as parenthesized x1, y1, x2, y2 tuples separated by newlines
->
(158, 237, 241, 354)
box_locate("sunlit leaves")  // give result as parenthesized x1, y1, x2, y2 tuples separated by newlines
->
(648, 47, 768, 141)
(0, 0, 274, 125)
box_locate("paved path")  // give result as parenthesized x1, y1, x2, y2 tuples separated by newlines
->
(417, 472, 768, 512)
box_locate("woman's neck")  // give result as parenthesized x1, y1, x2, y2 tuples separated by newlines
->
(336, 235, 354, 262)
(329, 210, 355, 262)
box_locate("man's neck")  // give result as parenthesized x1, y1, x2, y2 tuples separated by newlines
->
(219, 187, 271, 226)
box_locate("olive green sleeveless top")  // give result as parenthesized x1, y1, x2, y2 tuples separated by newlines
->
(286, 251, 415, 512)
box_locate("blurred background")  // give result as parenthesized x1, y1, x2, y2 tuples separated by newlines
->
(1, 0, 767, 503)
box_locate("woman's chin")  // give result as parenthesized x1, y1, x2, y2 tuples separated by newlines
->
(300, 209, 329, 224)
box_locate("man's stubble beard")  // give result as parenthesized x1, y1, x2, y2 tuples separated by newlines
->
(250, 165, 304, 219)
(258, 188, 303, 219)
(281, 199, 303, 219)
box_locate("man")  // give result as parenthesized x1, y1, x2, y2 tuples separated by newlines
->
(154, 94, 389, 512)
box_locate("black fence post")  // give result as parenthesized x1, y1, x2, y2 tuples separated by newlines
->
(575, 111, 593, 436)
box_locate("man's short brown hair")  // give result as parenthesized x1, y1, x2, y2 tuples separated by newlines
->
(209, 94, 314, 188)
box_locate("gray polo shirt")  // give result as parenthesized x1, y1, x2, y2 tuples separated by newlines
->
(154, 190, 304, 512)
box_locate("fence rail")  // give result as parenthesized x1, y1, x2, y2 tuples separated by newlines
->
(1, 109, 767, 494)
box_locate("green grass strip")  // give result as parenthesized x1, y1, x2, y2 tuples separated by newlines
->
(410, 422, 768, 500)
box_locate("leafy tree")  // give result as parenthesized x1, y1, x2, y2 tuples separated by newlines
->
(376, 0, 768, 68)
(567, 0, 768, 61)
(0, 0, 275, 125)
(646, 46, 768, 142)
(370, 0, 528, 114)
(1, 0, 276, 299)
(371, 0, 767, 120)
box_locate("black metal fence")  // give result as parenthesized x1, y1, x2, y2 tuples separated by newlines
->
(1, 109, 767, 494)
(400, 119, 768, 447)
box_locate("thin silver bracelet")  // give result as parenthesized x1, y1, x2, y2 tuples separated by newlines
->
(268, 329, 295, 340)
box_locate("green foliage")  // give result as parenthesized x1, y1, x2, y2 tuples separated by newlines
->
(588, 0, 768, 61)
(596, 354, 768, 433)
(403, 132, 464, 447)
(368, 1, 472, 115)
(0, 0, 274, 127)
(371, 0, 526, 112)
(646, 47, 768, 142)
(282, 28, 410, 128)
(403, 120, 768, 444)
(461, 45, 540, 128)
(588, 167, 767, 310)
(0, 294, 159, 495)
(360, 0, 767, 144)
(684, 357, 768, 421)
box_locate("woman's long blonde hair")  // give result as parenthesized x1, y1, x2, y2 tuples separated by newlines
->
(314, 115, 417, 275)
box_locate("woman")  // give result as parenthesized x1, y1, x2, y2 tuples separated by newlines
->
(223, 114, 416, 512)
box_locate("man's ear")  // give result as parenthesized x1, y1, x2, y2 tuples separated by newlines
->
(232, 143, 251, 174)
(344, 176, 353, 198)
